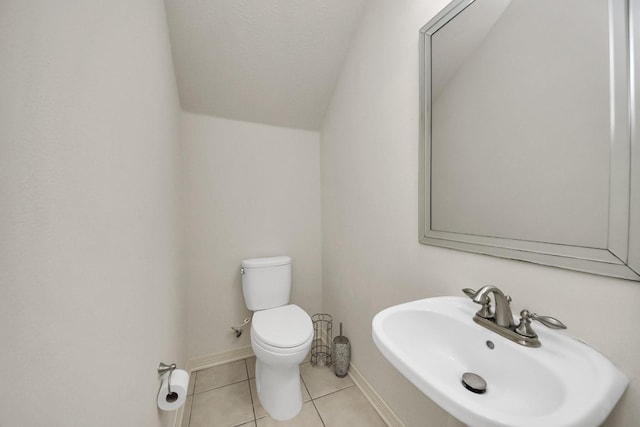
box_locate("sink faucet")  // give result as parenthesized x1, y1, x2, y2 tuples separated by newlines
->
(462, 286, 567, 348)
(472, 285, 515, 328)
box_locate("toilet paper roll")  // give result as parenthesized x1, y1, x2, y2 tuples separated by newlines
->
(157, 369, 189, 411)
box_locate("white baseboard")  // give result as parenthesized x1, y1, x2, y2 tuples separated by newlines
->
(348, 363, 406, 427)
(187, 345, 255, 373)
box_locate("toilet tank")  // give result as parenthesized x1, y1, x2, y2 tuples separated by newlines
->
(241, 256, 292, 311)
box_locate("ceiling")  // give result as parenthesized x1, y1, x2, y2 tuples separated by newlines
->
(164, 0, 367, 131)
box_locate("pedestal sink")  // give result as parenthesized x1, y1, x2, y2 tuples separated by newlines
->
(372, 296, 628, 427)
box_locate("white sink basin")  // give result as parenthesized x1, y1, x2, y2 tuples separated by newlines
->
(372, 296, 628, 427)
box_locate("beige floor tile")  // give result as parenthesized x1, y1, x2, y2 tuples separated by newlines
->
(256, 401, 323, 427)
(314, 386, 386, 427)
(299, 362, 354, 399)
(181, 396, 193, 427)
(189, 381, 254, 427)
(250, 377, 311, 419)
(194, 360, 248, 393)
(237, 422, 257, 427)
(246, 356, 256, 379)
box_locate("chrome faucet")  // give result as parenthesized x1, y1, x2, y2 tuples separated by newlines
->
(462, 286, 566, 348)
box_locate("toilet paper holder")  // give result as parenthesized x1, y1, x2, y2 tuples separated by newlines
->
(158, 362, 177, 394)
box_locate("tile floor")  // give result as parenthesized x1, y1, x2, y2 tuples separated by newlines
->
(181, 357, 387, 427)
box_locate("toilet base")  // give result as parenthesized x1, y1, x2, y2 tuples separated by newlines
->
(255, 358, 303, 421)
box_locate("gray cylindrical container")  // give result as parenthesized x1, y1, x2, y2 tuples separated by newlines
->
(332, 323, 351, 378)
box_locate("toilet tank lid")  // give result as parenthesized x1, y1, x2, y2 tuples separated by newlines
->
(242, 256, 291, 269)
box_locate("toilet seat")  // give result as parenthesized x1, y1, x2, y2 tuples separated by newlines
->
(252, 304, 313, 350)
(252, 332, 313, 355)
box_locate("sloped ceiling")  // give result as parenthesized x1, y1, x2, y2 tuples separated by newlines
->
(164, 0, 367, 131)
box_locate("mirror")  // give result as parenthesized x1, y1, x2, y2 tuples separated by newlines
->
(419, 0, 640, 280)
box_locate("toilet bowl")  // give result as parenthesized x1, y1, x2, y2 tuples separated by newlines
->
(250, 304, 313, 421)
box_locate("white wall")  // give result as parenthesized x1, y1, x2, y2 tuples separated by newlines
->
(0, 1, 185, 426)
(181, 113, 322, 358)
(320, 1, 640, 426)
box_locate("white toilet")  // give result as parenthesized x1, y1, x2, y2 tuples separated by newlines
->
(241, 256, 313, 421)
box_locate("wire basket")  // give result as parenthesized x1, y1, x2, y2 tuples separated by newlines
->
(311, 313, 333, 367)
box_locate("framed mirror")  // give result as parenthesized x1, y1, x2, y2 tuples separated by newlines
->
(419, 0, 640, 280)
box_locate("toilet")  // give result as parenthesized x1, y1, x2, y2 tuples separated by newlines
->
(241, 255, 313, 421)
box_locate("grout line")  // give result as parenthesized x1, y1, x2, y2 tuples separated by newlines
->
(192, 377, 249, 395)
(184, 371, 197, 427)
(190, 371, 198, 397)
(185, 397, 192, 427)
(310, 383, 355, 401)
(300, 374, 312, 402)
(245, 358, 258, 422)
(244, 358, 249, 377)
(231, 417, 256, 427)
(247, 380, 258, 421)
(310, 397, 326, 427)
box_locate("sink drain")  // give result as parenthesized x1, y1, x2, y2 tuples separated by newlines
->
(461, 372, 487, 394)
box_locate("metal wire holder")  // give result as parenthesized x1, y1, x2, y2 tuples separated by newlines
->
(311, 313, 333, 367)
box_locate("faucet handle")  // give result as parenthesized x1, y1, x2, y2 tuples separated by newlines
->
(461, 288, 493, 319)
(528, 312, 567, 330)
(462, 288, 477, 299)
(516, 309, 567, 338)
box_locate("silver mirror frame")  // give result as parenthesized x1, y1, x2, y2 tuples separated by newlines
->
(419, 0, 640, 281)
